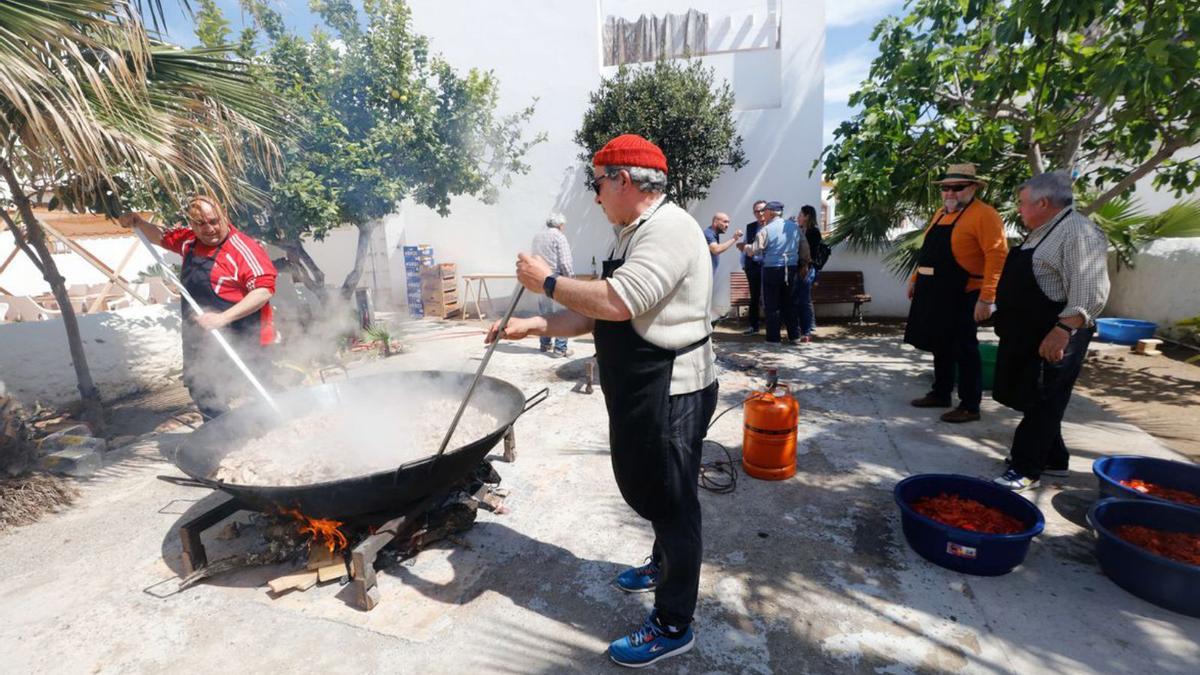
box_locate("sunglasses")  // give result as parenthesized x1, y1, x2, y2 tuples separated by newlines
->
(941, 184, 973, 193)
(591, 174, 614, 195)
(753, 208, 766, 214)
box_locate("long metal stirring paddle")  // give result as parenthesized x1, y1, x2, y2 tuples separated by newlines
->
(432, 285, 526, 461)
(132, 227, 282, 416)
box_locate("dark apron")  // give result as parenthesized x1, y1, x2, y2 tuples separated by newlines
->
(179, 236, 262, 349)
(903, 203, 981, 352)
(179, 236, 265, 415)
(991, 210, 1072, 411)
(594, 210, 710, 521)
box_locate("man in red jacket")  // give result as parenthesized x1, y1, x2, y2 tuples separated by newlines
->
(121, 196, 277, 417)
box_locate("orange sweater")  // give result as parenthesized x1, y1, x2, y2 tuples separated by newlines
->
(911, 199, 1009, 302)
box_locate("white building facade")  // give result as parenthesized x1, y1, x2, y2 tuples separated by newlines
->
(307, 0, 827, 316)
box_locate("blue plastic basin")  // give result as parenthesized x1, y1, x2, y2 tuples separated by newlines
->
(894, 474, 1045, 576)
(1095, 318, 1157, 345)
(1093, 456, 1200, 511)
(1087, 499, 1200, 617)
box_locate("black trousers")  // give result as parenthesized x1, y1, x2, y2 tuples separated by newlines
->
(650, 381, 718, 627)
(744, 262, 762, 330)
(182, 333, 275, 418)
(1009, 327, 1093, 479)
(761, 265, 800, 342)
(931, 290, 982, 412)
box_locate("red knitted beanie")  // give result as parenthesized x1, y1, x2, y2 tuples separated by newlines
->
(592, 134, 668, 174)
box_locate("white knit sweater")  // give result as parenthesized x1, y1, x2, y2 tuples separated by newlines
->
(605, 199, 716, 395)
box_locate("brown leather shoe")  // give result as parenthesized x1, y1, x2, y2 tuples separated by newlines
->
(910, 394, 952, 408)
(941, 409, 981, 423)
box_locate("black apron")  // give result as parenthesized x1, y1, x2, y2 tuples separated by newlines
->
(180, 236, 262, 356)
(903, 202, 981, 352)
(991, 210, 1072, 412)
(594, 206, 709, 521)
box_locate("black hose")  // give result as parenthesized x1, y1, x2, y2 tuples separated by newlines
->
(698, 396, 754, 494)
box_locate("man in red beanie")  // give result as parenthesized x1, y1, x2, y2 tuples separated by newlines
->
(486, 134, 717, 667)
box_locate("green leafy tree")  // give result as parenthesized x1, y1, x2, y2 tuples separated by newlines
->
(0, 0, 282, 421)
(576, 58, 747, 209)
(222, 0, 545, 298)
(821, 0, 1200, 268)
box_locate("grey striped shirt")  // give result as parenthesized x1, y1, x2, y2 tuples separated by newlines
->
(1021, 207, 1110, 325)
(532, 227, 575, 277)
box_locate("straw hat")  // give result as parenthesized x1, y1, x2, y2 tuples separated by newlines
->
(932, 163, 988, 185)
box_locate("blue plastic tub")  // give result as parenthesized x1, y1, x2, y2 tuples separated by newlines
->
(1095, 318, 1157, 345)
(1093, 456, 1200, 511)
(894, 474, 1045, 575)
(1087, 499, 1200, 617)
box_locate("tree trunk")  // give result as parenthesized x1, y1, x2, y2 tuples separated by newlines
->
(0, 160, 105, 429)
(340, 221, 376, 299)
(282, 241, 328, 301)
(1081, 137, 1190, 216)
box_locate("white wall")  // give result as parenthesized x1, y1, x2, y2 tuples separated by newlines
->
(0, 235, 160, 297)
(1105, 238, 1200, 331)
(356, 0, 826, 315)
(0, 304, 182, 407)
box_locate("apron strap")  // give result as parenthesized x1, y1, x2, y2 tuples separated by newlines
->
(675, 334, 710, 356)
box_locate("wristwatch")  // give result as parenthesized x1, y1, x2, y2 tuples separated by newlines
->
(543, 274, 558, 299)
(1054, 321, 1078, 336)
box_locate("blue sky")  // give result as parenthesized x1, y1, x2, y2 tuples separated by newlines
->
(153, 1, 906, 148)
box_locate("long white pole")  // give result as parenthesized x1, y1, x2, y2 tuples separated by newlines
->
(132, 228, 282, 416)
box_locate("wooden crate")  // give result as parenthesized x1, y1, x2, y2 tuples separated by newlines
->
(422, 299, 461, 319)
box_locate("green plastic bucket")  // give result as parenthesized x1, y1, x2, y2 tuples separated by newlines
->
(979, 342, 998, 390)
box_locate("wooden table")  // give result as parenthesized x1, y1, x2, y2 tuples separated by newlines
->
(460, 273, 600, 319)
(460, 274, 515, 320)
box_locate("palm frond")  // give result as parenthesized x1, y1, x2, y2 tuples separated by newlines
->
(1, 3, 283, 212)
(882, 228, 924, 278)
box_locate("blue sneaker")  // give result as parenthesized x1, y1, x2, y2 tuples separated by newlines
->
(615, 558, 658, 593)
(608, 611, 695, 668)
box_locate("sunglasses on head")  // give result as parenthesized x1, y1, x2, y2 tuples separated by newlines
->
(941, 183, 973, 193)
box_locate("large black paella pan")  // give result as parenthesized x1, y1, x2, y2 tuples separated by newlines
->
(159, 370, 547, 519)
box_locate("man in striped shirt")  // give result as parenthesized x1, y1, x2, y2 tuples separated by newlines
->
(992, 172, 1110, 491)
(531, 212, 575, 357)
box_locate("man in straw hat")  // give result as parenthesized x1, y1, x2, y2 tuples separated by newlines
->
(904, 163, 1008, 423)
(486, 134, 716, 667)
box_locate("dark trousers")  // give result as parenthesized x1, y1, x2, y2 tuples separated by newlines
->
(1010, 328, 1093, 479)
(650, 382, 718, 627)
(931, 291, 982, 412)
(762, 265, 800, 342)
(744, 262, 762, 330)
(183, 335, 275, 418)
(796, 266, 816, 335)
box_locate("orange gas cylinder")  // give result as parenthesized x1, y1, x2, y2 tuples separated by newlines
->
(742, 384, 799, 480)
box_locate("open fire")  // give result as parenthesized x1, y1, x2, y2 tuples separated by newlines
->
(282, 508, 349, 553)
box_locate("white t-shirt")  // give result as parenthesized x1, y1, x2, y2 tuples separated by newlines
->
(605, 198, 716, 395)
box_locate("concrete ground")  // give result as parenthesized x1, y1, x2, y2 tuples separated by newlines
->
(2, 319, 1198, 674)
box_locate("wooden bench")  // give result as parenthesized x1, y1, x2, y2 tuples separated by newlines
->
(729, 271, 753, 318)
(729, 269, 872, 324)
(813, 271, 871, 324)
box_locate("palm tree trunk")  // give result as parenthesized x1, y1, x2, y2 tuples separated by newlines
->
(0, 159, 104, 428)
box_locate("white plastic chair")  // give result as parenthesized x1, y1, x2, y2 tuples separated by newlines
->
(4, 295, 61, 321)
